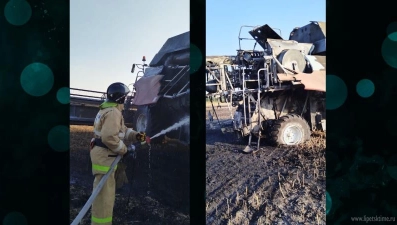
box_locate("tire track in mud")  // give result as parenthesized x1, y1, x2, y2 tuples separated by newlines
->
(206, 144, 286, 202)
(206, 140, 295, 223)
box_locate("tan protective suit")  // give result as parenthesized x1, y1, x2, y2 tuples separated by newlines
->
(90, 102, 138, 225)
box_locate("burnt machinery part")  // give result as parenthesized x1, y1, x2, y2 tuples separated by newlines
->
(132, 32, 190, 144)
(150, 31, 189, 67)
(165, 51, 190, 66)
(132, 104, 167, 144)
(151, 97, 189, 143)
(268, 114, 311, 146)
(132, 99, 189, 144)
(123, 96, 135, 127)
(276, 49, 306, 73)
(206, 79, 219, 93)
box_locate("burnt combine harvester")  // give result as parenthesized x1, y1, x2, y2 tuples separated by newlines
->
(206, 22, 326, 152)
(128, 31, 190, 144)
(70, 31, 190, 145)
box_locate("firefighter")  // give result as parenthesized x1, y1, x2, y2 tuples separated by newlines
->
(89, 82, 147, 225)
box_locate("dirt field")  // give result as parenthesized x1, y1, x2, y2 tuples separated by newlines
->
(70, 125, 190, 225)
(205, 102, 326, 225)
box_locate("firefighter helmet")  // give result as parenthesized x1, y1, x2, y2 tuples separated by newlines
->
(106, 82, 130, 104)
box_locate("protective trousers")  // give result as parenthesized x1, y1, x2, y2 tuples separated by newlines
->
(91, 171, 116, 225)
(90, 103, 139, 225)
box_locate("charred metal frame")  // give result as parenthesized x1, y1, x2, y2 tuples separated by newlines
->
(161, 65, 190, 99)
(206, 22, 326, 150)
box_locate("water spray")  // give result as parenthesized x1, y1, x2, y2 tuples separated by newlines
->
(150, 116, 190, 140)
(145, 116, 189, 196)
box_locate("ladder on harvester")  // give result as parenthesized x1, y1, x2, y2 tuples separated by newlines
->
(161, 65, 190, 99)
(241, 64, 267, 153)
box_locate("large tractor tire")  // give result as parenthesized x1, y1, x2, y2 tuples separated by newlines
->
(132, 106, 149, 133)
(132, 105, 164, 143)
(268, 114, 311, 146)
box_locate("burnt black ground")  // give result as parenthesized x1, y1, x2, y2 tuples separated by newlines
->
(205, 103, 326, 225)
(70, 126, 190, 225)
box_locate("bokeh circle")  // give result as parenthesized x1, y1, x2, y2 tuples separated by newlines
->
(4, 0, 32, 26)
(326, 75, 348, 110)
(3, 211, 28, 225)
(356, 79, 375, 98)
(20, 62, 54, 97)
(387, 22, 397, 36)
(387, 154, 397, 180)
(326, 191, 332, 215)
(190, 43, 203, 73)
(48, 125, 69, 152)
(381, 34, 397, 68)
(388, 32, 397, 42)
(57, 87, 70, 104)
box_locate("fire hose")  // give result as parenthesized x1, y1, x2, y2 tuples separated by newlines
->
(70, 141, 145, 225)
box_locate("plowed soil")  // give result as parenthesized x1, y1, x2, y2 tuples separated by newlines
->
(70, 125, 190, 225)
(205, 102, 326, 225)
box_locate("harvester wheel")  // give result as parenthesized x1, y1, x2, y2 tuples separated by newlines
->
(132, 105, 163, 143)
(268, 114, 311, 146)
(133, 106, 149, 133)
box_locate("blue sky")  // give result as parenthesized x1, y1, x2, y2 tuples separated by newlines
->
(70, 0, 189, 93)
(206, 0, 326, 56)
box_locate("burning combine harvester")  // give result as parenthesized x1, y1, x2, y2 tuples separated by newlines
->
(125, 31, 190, 146)
(206, 21, 326, 152)
(70, 31, 190, 146)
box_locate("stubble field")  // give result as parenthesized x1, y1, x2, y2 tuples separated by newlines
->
(70, 125, 190, 225)
(205, 102, 326, 225)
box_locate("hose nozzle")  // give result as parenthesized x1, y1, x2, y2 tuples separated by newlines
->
(146, 136, 151, 144)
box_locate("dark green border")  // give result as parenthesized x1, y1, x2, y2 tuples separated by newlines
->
(190, 0, 206, 224)
(0, 0, 70, 224)
(326, 0, 397, 223)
